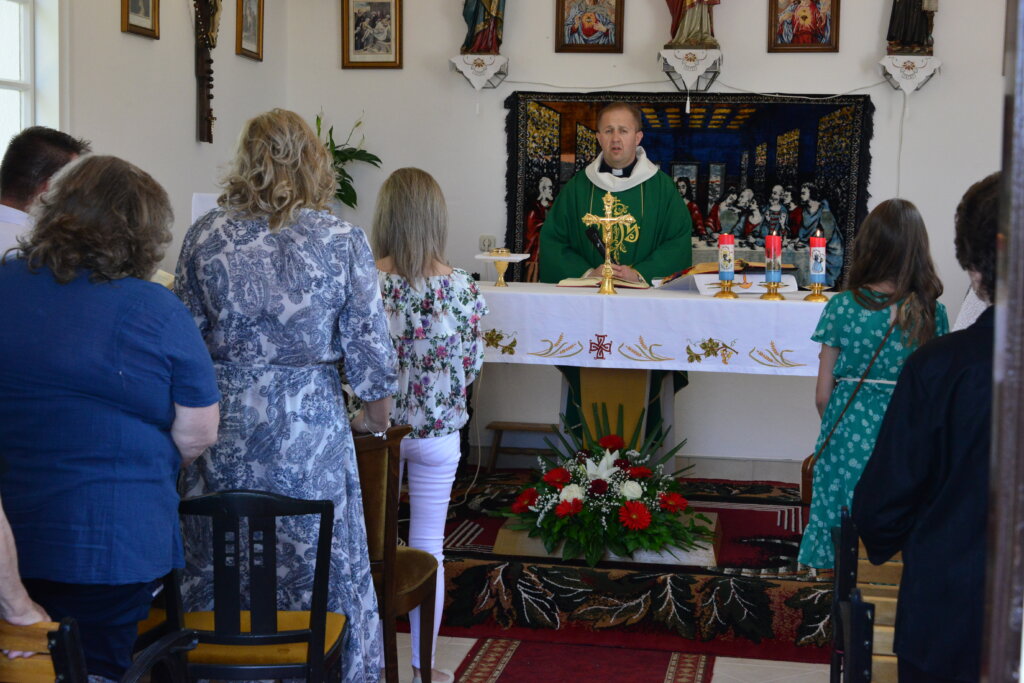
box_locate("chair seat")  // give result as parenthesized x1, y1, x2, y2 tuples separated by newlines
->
(181, 610, 346, 666)
(373, 547, 437, 616)
(137, 608, 167, 636)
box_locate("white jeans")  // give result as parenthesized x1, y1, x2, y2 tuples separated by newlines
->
(400, 431, 461, 669)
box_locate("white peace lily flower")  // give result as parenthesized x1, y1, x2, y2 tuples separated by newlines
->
(585, 452, 620, 481)
(620, 481, 643, 500)
(559, 484, 585, 502)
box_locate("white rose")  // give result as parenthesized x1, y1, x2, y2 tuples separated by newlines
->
(620, 481, 643, 500)
(559, 484, 585, 502)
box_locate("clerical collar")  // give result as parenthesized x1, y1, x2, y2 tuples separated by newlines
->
(599, 157, 638, 178)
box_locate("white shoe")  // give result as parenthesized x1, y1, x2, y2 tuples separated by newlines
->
(412, 668, 454, 683)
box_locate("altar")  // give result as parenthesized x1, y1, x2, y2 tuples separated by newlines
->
(478, 282, 827, 377)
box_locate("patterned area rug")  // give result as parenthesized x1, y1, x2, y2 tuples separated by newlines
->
(454, 638, 715, 683)
(400, 471, 832, 664)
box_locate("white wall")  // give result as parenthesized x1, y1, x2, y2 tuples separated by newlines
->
(62, 0, 289, 267)
(63, 0, 1006, 466)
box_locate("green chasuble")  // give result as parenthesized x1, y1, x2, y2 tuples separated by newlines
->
(538, 168, 692, 283)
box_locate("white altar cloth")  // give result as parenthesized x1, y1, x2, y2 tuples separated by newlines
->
(478, 282, 828, 377)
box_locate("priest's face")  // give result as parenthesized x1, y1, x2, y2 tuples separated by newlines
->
(597, 108, 643, 169)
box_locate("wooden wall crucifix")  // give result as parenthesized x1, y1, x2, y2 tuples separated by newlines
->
(194, 0, 222, 142)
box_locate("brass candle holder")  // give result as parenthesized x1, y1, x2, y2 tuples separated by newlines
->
(804, 283, 828, 302)
(489, 247, 511, 287)
(714, 280, 739, 299)
(760, 281, 785, 300)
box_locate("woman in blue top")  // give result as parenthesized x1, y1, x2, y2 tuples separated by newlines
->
(799, 198, 947, 569)
(0, 155, 221, 679)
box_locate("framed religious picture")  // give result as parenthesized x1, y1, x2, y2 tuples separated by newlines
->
(556, 0, 624, 54)
(342, 0, 403, 69)
(236, 0, 263, 60)
(121, 0, 159, 39)
(768, 0, 840, 53)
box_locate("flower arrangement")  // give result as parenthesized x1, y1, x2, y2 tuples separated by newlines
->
(500, 407, 714, 567)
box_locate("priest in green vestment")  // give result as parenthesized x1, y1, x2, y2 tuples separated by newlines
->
(539, 102, 692, 284)
(538, 101, 692, 437)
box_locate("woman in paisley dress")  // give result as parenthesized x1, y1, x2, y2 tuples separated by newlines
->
(174, 109, 397, 682)
(798, 199, 947, 569)
(371, 169, 487, 683)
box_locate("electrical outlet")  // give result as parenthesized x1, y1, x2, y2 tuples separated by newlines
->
(479, 235, 497, 252)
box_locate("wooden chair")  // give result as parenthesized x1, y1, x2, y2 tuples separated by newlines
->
(839, 589, 875, 683)
(830, 506, 859, 682)
(353, 425, 439, 683)
(0, 616, 196, 683)
(166, 489, 345, 682)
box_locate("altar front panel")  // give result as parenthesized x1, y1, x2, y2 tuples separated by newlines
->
(479, 283, 826, 377)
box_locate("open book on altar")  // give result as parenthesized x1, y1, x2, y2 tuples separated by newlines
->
(556, 276, 651, 289)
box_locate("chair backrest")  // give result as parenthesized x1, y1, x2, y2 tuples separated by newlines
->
(0, 618, 88, 683)
(833, 506, 859, 603)
(175, 489, 334, 652)
(840, 589, 875, 683)
(353, 426, 412, 597)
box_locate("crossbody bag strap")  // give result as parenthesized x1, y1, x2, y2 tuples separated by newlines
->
(810, 316, 899, 464)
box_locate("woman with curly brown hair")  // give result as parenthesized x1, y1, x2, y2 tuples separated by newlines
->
(175, 109, 397, 683)
(0, 155, 221, 680)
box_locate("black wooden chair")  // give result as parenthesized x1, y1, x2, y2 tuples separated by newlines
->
(164, 489, 345, 682)
(839, 589, 875, 683)
(830, 506, 860, 682)
(0, 616, 195, 683)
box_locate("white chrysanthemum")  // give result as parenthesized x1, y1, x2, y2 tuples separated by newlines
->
(585, 452, 620, 481)
(620, 481, 643, 500)
(559, 484, 585, 502)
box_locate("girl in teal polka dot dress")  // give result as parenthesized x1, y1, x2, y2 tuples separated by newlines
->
(798, 199, 948, 569)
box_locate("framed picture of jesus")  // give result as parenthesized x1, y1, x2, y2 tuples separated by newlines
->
(768, 0, 839, 53)
(122, 0, 160, 39)
(342, 0, 403, 68)
(556, 0, 624, 54)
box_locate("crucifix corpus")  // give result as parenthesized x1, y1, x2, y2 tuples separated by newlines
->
(581, 191, 639, 295)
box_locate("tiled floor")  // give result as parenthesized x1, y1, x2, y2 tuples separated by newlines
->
(395, 632, 830, 682)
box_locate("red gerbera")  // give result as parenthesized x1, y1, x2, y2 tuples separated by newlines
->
(588, 479, 609, 495)
(555, 499, 583, 518)
(542, 467, 571, 490)
(613, 458, 631, 469)
(511, 488, 539, 514)
(659, 492, 689, 513)
(629, 466, 653, 479)
(618, 501, 652, 530)
(598, 434, 626, 451)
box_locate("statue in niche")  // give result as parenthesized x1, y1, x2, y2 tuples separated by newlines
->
(887, 0, 937, 55)
(664, 0, 721, 50)
(461, 0, 507, 54)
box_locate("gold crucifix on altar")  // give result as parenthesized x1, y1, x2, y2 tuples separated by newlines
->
(581, 191, 639, 295)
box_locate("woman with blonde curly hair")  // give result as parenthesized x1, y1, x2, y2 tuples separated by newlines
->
(175, 109, 397, 682)
(0, 155, 220, 679)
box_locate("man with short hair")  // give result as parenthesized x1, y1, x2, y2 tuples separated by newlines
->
(0, 126, 91, 252)
(539, 102, 691, 284)
(853, 172, 999, 683)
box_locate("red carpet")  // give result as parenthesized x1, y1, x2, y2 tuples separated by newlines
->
(454, 638, 714, 683)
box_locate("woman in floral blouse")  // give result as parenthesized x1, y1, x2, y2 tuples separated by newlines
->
(372, 168, 487, 683)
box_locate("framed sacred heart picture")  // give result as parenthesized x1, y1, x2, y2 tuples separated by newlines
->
(342, 0, 403, 68)
(122, 0, 159, 39)
(768, 0, 840, 53)
(236, 0, 264, 61)
(556, 0, 624, 54)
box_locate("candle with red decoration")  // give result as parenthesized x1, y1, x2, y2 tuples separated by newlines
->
(764, 228, 782, 284)
(717, 233, 735, 281)
(809, 227, 826, 286)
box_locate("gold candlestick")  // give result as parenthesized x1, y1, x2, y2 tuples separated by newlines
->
(489, 247, 511, 287)
(760, 281, 785, 301)
(714, 279, 739, 299)
(804, 283, 828, 302)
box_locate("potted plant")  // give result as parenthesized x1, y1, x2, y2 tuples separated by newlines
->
(315, 114, 382, 209)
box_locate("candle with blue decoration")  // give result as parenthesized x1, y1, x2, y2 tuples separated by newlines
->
(717, 233, 735, 281)
(809, 227, 826, 285)
(764, 227, 782, 284)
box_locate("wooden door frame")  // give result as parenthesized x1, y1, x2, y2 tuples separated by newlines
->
(984, 1, 1024, 679)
